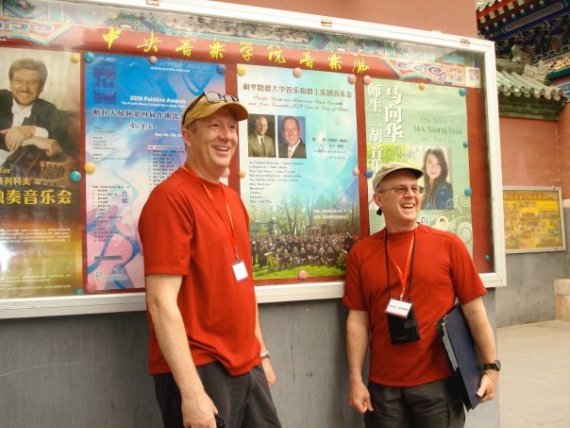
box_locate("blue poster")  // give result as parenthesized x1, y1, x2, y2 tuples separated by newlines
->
(85, 55, 225, 291)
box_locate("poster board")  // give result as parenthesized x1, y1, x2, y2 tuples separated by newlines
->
(503, 186, 566, 253)
(0, 0, 506, 318)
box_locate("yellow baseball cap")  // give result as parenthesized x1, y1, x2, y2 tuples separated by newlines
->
(181, 92, 248, 127)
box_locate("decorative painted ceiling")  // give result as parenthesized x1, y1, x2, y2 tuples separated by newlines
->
(477, 0, 569, 67)
(477, 0, 569, 115)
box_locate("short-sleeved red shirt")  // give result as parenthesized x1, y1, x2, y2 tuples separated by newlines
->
(342, 224, 486, 386)
(138, 167, 260, 376)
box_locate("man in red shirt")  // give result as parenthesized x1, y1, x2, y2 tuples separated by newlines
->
(139, 92, 281, 428)
(343, 162, 499, 427)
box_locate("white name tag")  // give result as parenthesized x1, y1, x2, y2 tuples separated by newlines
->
(232, 260, 248, 282)
(385, 299, 412, 318)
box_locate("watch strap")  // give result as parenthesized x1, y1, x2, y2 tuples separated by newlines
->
(482, 360, 501, 371)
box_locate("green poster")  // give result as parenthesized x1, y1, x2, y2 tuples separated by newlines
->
(365, 80, 473, 249)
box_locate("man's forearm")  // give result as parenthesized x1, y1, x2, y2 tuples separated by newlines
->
(462, 297, 497, 363)
(149, 301, 204, 396)
(254, 302, 269, 352)
(346, 310, 370, 383)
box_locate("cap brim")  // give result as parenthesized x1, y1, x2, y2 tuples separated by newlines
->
(373, 165, 423, 191)
(183, 101, 249, 127)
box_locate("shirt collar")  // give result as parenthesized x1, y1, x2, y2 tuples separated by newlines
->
(11, 101, 33, 116)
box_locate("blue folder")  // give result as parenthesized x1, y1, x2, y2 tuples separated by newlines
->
(436, 304, 482, 410)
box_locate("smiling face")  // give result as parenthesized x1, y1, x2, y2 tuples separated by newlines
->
(255, 116, 268, 136)
(183, 107, 239, 183)
(425, 153, 442, 182)
(10, 68, 43, 106)
(282, 117, 300, 147)
(373, 170, 421, 232)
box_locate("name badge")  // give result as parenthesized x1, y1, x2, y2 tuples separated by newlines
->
(232, 260, 248, 282)
(385, 298, 412, 318)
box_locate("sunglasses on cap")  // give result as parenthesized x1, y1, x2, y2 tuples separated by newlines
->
(182, 92, 239, 125)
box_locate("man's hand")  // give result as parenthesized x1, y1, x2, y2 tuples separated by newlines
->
(1, 126, 34, 151)
(348, 379, 373, 414)
(181, 389, 218, 428)
(26, 137, 61, 157)
(477, 370, 499, 402)
(1, 127, 61, 157)
(261, 358, 277, 387)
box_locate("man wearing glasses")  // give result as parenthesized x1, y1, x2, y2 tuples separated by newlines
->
(139, 92, 281, 428)
(342, 162, 499, 427)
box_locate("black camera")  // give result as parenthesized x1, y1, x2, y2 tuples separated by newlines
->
(387, 307, 420, 344)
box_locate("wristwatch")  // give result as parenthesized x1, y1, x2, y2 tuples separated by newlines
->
(482, 360, 501, 371)
(260, 350, 271, 359)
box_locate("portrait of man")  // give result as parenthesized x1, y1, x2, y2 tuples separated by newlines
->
(278, 115, 306, 159)
(0, 58, 73, 160)
(248, 114, 276, 157)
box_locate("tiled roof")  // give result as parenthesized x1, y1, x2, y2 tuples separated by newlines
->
(496, 59, 565, 101)
(495, 58, 567, 120)
(497, 70, 565, 100)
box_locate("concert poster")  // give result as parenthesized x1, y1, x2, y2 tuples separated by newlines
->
(0, 47, 82, 298)
(364, 79, 473, 249)
(84, 55, 227, 292)
(237, 65, 360, 281)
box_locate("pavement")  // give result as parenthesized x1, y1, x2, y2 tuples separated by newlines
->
(498, 320, 570, 428)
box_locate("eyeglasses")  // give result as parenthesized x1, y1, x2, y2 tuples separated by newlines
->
(182, 92, 239, 125)
(12, 78, 41, 88)
(377, 185, 424, 195)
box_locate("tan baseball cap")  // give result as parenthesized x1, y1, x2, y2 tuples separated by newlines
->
(181, 93, 248, 127)
(372, 161, 423, 192)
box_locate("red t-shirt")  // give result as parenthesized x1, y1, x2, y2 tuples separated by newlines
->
(138, 167, 260, 376)
(342, 224, 486, 387)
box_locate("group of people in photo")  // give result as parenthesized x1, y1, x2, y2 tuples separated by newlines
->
(250, 231, 357, 272)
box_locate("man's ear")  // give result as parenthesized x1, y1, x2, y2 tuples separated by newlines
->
(372, 192, 382, 210)
(181, 128, 192, 148)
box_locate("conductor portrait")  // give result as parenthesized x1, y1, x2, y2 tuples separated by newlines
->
(278, 115, 306, 159)
(0, 58, 70, 157)
(248, 115, 275, 157)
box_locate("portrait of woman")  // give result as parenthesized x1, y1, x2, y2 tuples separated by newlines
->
(421, 147, 454, 210)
